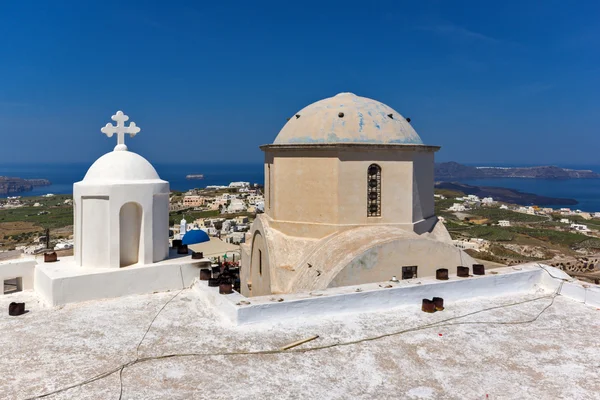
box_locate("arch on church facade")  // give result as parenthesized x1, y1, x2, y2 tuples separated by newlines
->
(367, 164, 381, 217)
(119, 201, 143, 267)
(249, 230, 271, 296)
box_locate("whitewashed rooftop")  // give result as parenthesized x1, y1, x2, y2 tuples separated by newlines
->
(1, 280, 599, 399)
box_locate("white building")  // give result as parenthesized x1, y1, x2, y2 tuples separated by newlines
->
(481, 197, 495, 205)
(73, 111, 169, 269)
(571, 223, 590, 232)
(229, 181, 250, 189)
(255, 201, 265, 212)
(227, 198, 247, 213)
(0, 110, 207, 307)
(499, 204, 509, 210)
(54, 241, 74, 251)
(448, 203, 466, 212)
(560, 218, 570, 224)
(453, 238, 489, 252)
(498, 220, 511, 227)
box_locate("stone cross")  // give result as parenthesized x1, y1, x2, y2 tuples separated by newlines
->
(101, 111, 141, 151)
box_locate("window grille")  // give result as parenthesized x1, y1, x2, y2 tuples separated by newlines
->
(367, 164, 381, 217)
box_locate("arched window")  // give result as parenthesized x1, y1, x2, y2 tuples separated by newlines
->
(367, 164, 381, 217)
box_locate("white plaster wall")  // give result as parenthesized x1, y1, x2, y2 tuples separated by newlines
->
(0, 259, 36, 291)
(152, 193, 170, 262)
(81, 196, 110, 268)
(35, 257, 200, 306)
(196, 265, 551, 325)
(74, 180, 169, 269)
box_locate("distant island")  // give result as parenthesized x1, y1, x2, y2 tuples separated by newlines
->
(435, 182, 578, 206)
(0, 177, 51, 195)
(435, 162, 600, 180)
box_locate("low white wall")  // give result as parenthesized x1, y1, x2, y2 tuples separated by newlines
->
(0, 258, 37, 291)
(536, 264, 600, 308)
(35, 259, 201, 306)
(195, 265, 556, 325)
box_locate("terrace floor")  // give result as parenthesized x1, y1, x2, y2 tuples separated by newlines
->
(1, 284, 599, 399)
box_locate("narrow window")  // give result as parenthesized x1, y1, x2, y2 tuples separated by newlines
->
(259, 249, 262, 276)
(367, 164, 381, 217)
(402, 266, 418, 280)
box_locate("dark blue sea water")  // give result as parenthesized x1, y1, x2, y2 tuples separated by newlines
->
(2, 162, 600, 212)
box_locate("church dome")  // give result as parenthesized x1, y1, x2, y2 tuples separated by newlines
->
(82, 150, 161, 182)
(273, 93, 423, 145)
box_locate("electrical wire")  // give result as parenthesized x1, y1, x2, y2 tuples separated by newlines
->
(25, 266, 565, 400)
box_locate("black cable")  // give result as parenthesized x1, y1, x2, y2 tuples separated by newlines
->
(117, 366, 125, 400)
(136, 288, 184, 358)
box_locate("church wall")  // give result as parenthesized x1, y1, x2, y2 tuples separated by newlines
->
(337, 150, 414, 226)
(270, 151, 339, 226)
(327, 238, 476, 288)
(81, 196, 110, 268)
(412, 152, 435, 223)
(248, 231, 272, 296)
(263, 147, 438, 238)
(264, 152, 274, 215)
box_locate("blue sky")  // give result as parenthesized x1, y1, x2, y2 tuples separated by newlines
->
(0, 1, 598, 165)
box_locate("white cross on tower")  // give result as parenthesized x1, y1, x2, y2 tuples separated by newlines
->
(100, 110, 141, 151)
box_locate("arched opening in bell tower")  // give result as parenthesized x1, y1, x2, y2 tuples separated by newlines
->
(119, 202, 143, 267)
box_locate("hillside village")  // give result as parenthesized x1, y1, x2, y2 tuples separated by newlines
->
(0, 182, 264, 260)
(2, 184, 600, 284)
(438, 190, 600, 281)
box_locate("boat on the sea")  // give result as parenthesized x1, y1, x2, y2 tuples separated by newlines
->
(186, 174, 204, 180)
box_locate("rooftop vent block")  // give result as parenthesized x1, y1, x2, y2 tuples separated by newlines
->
(8, 302, 25, 316)
(338, 112, 344, 118)
(295, 114, 301, 119)
(387, 113, 393, 119)
(406, 117, 411, 123)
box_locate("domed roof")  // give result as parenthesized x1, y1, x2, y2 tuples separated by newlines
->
(273, 93, 423, 145)
(82, 150, 161, 182)
(182, 229, 210, 245)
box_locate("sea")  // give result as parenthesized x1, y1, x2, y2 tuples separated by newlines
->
(2, 162, 600, 213)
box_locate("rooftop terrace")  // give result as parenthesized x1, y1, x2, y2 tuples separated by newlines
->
(1, 269, 599, 399)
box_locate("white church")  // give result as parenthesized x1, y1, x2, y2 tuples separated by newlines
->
(240, 93, 476, 296)
(0, 111, 204, 305)
(74, 111, 170, 269)
(2, 98, 599, 400)
(0, 100, 596, 327)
